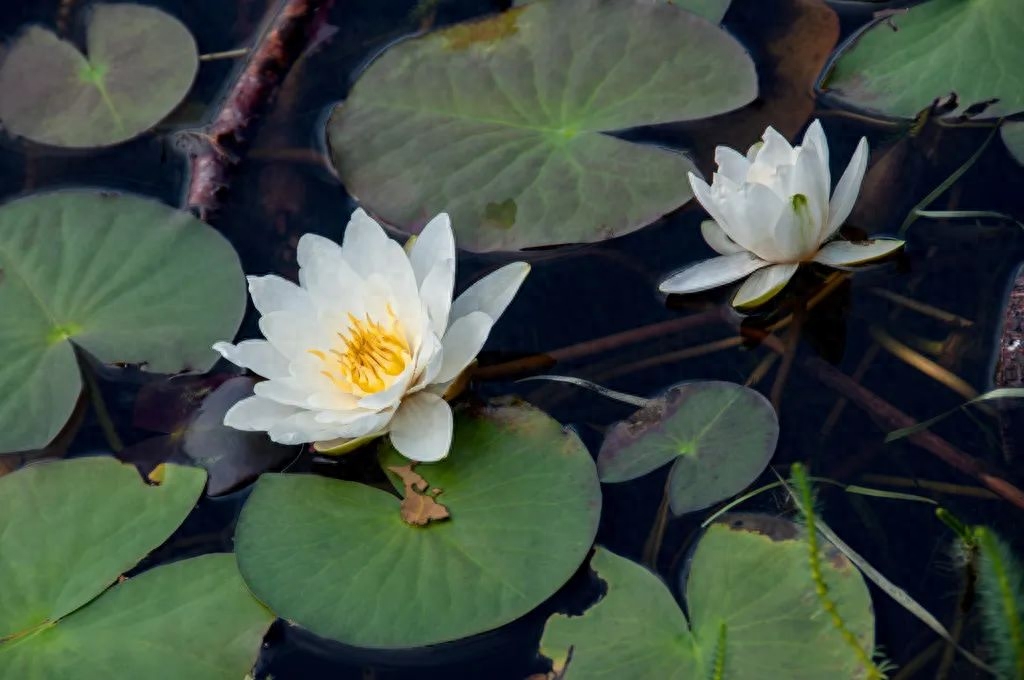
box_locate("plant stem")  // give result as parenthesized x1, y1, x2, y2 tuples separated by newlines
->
(642, 475, 672, 569)
(79, 360, 124, 453)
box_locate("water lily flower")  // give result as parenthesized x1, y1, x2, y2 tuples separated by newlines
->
(213, 209, 529, 462)
(659, 120, 904, 308)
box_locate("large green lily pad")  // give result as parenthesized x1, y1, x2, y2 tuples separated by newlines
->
(1004, 122, 1024, 166)
(235, 400, 602, 648)
(539, 523, 875, 678)
(0, 190, 246, 453)
(821, 0, 1024, 119)
(327, 0, 756, 252)
(0, 554, 273, 680)
(514, 0, 732, 24)
(0, 457, 206, 640)
(597, 381, 778, 515)
(0, 3, 198, 147)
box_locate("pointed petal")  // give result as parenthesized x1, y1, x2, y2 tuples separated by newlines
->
(247, 275, 314, 317)
(223, 395, 301, 432)
(295, 235, 364, 311)
(771, 193, 821, 262)
(435, 311, 492, 384)
(801, 119, 830, 188)
(419, 257, 455, 337)
(408, 213, 455, 285)
(389, 392, 454, 463)
(714, 146, 750, 183)
(341, 208, 391, 278)
(659, 253, 771, 295)
(812, 238, 904, 267)
(450, 261, 529, 324)
(728, 183, 785, 261)
(827, 137, 869, 237)
(700, 220, 745, 255)
(757, 126, 797, 167)
(213, 339, 289, 379)
(732, 263, 799, 309)
(689, 172, 736, 238)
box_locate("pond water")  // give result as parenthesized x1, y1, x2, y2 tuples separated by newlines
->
(1, 0, 1023, 678)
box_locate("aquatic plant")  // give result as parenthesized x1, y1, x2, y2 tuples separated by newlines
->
(974, 527, 1024, 679)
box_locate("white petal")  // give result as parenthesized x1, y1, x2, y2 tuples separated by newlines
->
(714, 146, 750, 183)
(726, 183, 785, 261)
(827, 137, 869, 237)
(449, 262, 530, 324)
(247, 275, 314, 317)
(213, 340, 289, 379)
(700, 220, 745, 255)
(297, 233, 344, 270)
(408, 213, 455, 286)
(412, 331, 445, 388)
(757, 126, 797, 167)
(341, 208, 391, 279)
(389, 393, 454, 463)
(770, 193, 821, 262)
(258, 310, 328, 360)
(689, 172, 735, 239)
(420, 258, 455, 337)
(732, 263, 799, 309)
(659, 253, 771, 295)
(783, 145, 829, 231)
(435, 311, 492, 385)
(812, 238, 904, 267)
(223, 395, 302, 431)
(801, 119, 830, 188)
(254, 378, 320, 408)
(296, 236, 364, 311)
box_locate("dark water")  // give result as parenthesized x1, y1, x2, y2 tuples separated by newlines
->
(3, 0, 1023, 677)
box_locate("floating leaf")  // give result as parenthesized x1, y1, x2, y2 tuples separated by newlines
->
(597, 381, 778, 515)
(0, 554, 273, 680)
(0, 457, 205, 640)
(0, 4, 199, 147)
(327, 0, 756, 252)
(235, 400, 601, 648)
(0, 190, 246, 453)
(539, 523, 875, 678)
(514, 0, 732, 24)
(821, 0, 1024, 119)
(1004, 122, 1024, 166)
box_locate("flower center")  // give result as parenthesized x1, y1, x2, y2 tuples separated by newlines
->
(309, 309, 411, 395)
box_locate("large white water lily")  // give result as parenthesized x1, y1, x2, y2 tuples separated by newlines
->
(213, 209, 529, 462)
(659, 120, 904, 308)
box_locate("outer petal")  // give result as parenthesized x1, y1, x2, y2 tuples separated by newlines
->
(781, 144, 828, 237)
(223, 395, 301, 431)
(700, 220, 745, 255)
(258, 310, 330, 360)
(434, 311, 492, 385)
(341, 208, 391, 278)
(449, 262, 530, 324)
(295, 236, 363, 311)
(659, 252, 771, 295)
(826, 137, 869, 238)
(801, 119, 830, 189)
(389, 392, 454, 463)
(419, 258, 455, 337)
(724, 183, 785, 261)
(732, 262, 799, 309)
(213, 339, 289, 379)
(247, 275, 314, 317)
(812, 238, 905, 267)
(408, 213, 455, 286)
(689, 172, 735, 238)
(714, 146, 750, 183)
(770, 192, 821, 262)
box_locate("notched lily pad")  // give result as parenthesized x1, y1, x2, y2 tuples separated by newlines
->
(0, 3, 199, 147)
(388, 463, 451, 525)
(539, 522, 875, 679)
(0, 190, 246, 454)
(234, 400, 601, 648)
(597, 381, 778, 515)
(328, 0, 756, 252)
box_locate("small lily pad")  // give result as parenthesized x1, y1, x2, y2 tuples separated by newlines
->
(597, 381, 778, 515)
(0, 554, 273, 680)
(0, 457, 206, 640)
(235, 400, 601, 648)
(327, 0, 756, 252)
(821, 0, 1024, 119)
(0, 3, 199, 147)
(0, 190, 246, 454)
(539, 523, 875, 678)
(1004, 122, 1024, 166)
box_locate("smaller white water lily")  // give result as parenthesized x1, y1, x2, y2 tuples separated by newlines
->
(213, 209, 529, 462)
(660, 120, 904, 308)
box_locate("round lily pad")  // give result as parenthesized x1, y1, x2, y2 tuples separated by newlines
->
(1004, 122, 1024, 166)
(0, 554, 273, 680)
(514, 0, 732, 24)
(0, 3, 199, 148)
(597, 381, 779, 515)
(0, 457, 206, 640)
(327, 0, 756, 252)
(821, 0, 1024, 119)
(539, 523, 875, 679)
(235, 400, 602, 648)
(0, 190, 246, 454)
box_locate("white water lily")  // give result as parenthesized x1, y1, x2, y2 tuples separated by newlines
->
(213, 209, 529, 462)
(660, 120, 904, 308)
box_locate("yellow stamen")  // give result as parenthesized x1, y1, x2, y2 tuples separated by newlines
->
(307, 308, 411, 395)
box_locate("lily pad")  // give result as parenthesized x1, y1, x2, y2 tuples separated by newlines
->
(0, 3, 199, 148)
(539, 523, 875, 678)
(514, 0, 732, 24)
(0, 554, 273, 680)
(327, 0, 757, 252)
(597, 381, 778, 515)
(0, 190, 246, 453)
(235, 400, 601, 648)
(821, 0, 1024, 119)
(1004, 122, 1024, 166)
(0, 457, 206, 640)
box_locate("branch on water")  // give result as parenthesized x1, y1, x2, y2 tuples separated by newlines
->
(183, 0, 334, 219)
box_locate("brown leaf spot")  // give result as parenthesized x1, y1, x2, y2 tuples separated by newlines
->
(388, 464, 450, 526)
(440, 7, 525, 51)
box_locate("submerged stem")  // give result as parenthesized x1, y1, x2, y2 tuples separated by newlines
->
(79, 358, 124, 453)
